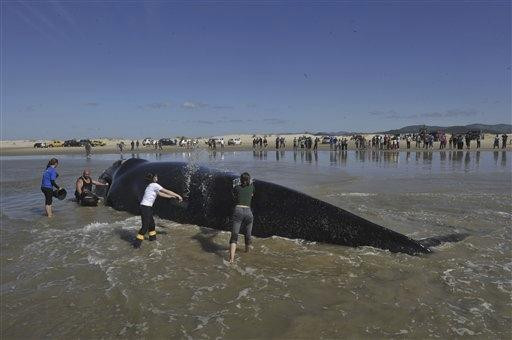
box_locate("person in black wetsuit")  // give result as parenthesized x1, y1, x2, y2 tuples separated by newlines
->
(229, 172, 255, 263)
(75, 169, 108, 205)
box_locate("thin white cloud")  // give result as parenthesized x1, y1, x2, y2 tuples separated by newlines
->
(138, 102, 171, 110)
(181, 101, 208, 109)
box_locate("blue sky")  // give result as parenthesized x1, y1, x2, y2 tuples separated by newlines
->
(2, 1, 511, 139)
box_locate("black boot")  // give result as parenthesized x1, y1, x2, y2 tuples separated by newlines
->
(133, 234, 144, 248)
(149, 231, 156, 241)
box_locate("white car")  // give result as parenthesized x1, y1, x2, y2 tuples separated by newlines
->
(208, 137, 221, 145)
(179, 139, 192, 147)
(142, 138, 155, 146)
(228, 138, 242, 145)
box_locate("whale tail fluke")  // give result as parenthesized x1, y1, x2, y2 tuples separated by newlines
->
(417, 233, 470, 248)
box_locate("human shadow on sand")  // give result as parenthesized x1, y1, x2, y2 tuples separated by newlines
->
(191, 228, 228, 257)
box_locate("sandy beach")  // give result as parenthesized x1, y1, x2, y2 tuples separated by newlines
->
(1, 133, 510, 156)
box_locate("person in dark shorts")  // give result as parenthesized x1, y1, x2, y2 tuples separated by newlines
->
(41, 158, 62, 217)
(494, 135, 500, 149)
(229, 172, 255, 263)
(133, 173, 182, 248)
(75, 169, 109, 205)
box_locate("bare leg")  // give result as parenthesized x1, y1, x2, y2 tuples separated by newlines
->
(229, 243, 237, 263)
(229, 208, 242, 263)
(45, 205, 53, 218)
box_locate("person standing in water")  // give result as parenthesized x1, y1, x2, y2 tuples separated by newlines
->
(84, 141, 92, 157)
(133, 173, 182, 248)
(41, 158, 62, 217)
(502, 134, 508, 149)
(229, 172, 254, 263)
(493, 135, 500, 149)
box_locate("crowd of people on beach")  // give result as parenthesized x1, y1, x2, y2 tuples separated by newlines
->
(76, 133, 510, 157)
(207, 138, 225, 149)
(249, 133, 509, 151)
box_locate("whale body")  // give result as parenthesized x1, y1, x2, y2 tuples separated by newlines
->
(99, 158, 459, 255)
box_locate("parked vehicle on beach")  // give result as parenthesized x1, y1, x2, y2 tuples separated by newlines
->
(91, 140, 106, 147)
(33, 142, 48, 148)
(321, 136, 332, 144)
(211, 137, 221, 144)
(159, 138, 176, 146)
(142, 138, 155, 146)
(228, 138, 242, 145)
(179, 138, 193, 146)
(79, 139, 92, 146)
(63, 139, 81, 147)
(48, 140, 63, 147)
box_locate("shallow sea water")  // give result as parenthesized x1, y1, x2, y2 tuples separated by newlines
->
(1, 149, 511, 338)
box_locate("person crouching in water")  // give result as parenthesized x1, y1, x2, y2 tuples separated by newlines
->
(133, 172, 182, 248)
(75, 169, 109, 205)
(229, 172, 255, 263)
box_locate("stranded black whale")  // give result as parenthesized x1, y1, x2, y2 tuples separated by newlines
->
(99, 158, 466, 255)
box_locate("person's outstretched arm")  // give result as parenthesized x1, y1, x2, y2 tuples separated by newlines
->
(92, 180, 108, 186)
(158, 188, 183, 201)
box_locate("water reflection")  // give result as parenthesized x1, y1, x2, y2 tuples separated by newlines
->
(464, 151, 471, 170)
(106, 150, 510, 173)
(275, 150, 286, 161)
(253, 150, 267, 160)
(423, 151, 432, 164)
(256, 150, 509, 169)
(440, 151, 446, 162)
